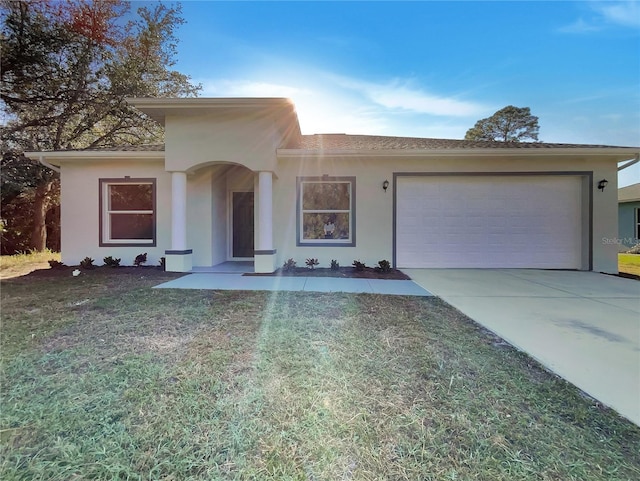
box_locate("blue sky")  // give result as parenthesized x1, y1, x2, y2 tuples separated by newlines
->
(170, 0, 640, 186)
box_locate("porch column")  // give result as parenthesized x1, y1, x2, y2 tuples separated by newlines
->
(165, 171, 193, 272)
(254, 171, 276, 273)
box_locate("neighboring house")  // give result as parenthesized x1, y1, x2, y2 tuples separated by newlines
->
(26, 98, 640, 274)
(618, 183, 640, 250)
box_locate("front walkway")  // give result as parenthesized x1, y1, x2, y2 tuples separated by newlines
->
(154, 273, 432, 296)
(404, 268, 640, 426)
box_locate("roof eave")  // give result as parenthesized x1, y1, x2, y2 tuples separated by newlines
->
(126, 97, 297, 126)
(277, 147, 640, 159)
(25, 150, 165, 167)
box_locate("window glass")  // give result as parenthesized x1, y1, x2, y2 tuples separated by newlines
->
(302, 183, 350, 210)
(110, 184, 153, 211)
(298, 178, 354, 246)
(100, 179, 155, 245)
(110, 214, 154, 239)
(302, 213, 350, 240)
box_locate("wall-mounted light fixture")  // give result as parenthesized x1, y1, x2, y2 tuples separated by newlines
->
(382, 180, 390, 192)
(597, 179, 608, 192)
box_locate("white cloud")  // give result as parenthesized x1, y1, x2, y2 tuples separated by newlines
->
(557, 18, 602, 34)
(195, 69, 488, 137)
(593, 0, 640, 28)
(329, 75, 487, 117)
(559, 1, 640, 32)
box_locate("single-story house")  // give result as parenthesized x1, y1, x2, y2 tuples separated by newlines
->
(26, 98, 640, 274)
(618, 183, 640, 250)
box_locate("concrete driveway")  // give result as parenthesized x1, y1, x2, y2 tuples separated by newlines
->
(403, 269, 640, 426)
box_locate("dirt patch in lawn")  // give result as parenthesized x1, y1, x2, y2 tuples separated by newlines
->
(244, 266, 410, 280)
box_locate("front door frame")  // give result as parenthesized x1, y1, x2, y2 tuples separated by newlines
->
(228, 190, 255, 260)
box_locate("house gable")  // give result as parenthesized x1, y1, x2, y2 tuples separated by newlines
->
(129, 98, 301, 173)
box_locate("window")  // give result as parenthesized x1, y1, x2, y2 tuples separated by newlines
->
(297, 177, 355, 246)
(636, 208, 640, 241)
(100, 178, 156, 246)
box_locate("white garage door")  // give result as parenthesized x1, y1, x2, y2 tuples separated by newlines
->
(396, 175, 583, 269)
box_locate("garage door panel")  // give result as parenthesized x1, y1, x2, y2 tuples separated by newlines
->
(396, 176, 582, 269)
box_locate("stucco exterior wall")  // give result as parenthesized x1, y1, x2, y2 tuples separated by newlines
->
(59, 160, 171, 267)
(164, 112, 282, 172)
(56, 152, 620, 274)
(618, 201, 640, 249)
(186, 168, 213, 267)
(273, 155, 619, 273)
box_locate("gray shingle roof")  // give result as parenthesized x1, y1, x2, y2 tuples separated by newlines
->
(619, 183, 640, 203)
(294, 134, 630, 150)
(72, 136, 636, 153)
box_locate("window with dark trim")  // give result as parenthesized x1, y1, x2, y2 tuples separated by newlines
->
(636, 208, 640, 240)
(297, 177, 355, 246)
(99, 178, 156, 247)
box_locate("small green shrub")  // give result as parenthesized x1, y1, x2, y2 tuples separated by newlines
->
(305, 258, 319, 269)
(352, 260, 366, 271)
(134, 253, 147, 266)
(48, 259, 65, 269)
(103, 256, 121, 267)
(80, 257, 95, 269)
(377, 259, 391, 273)
(282, 258, 297, 271)
(330, 259, 340, 270)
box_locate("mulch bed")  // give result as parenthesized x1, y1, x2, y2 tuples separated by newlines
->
(23, 266, 178, 279)
(244, 266, 410, 280)
(19, 265, 410, 281)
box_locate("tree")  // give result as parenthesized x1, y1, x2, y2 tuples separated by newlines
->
(1, 0, 200, 252)
(464, 105, 540, 142)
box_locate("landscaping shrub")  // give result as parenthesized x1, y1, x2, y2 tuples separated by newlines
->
(377, 259, 391, 273)
(103, 256, 121, 267)
(134, 253, 147, 266)
(80, 257, 95, 269)
(282, 258, 297, 271)
(352, 260, 366, 271)
(48, 259, 65, 269)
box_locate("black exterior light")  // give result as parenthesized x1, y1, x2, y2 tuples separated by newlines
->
(382, 179, 390, 192)
(597, 179, 608, 191)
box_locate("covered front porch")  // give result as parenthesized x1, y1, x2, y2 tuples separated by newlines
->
(164, 163, 277, 274)
(191, 261, 254, 273)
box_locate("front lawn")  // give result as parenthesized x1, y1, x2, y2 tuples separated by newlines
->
(619, 253, 640, 276)
(1, 268, 639, 480)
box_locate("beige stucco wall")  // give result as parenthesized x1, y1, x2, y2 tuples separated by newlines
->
(164, 112, 283, 172)
(272, 155, 620, 273)
(56, 152, 619, 274)
(58, 160, 171, 267)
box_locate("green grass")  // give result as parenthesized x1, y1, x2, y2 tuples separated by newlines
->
(0, 250, 61, 279)
(619, 253, 640, 276)
(1, 268, 639, 480)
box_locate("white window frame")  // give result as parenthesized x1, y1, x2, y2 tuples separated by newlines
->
(99, 178, 156, 247)
(297, 176, 356, 247)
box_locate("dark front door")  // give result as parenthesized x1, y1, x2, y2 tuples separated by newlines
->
(232, 192, 254, 258)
